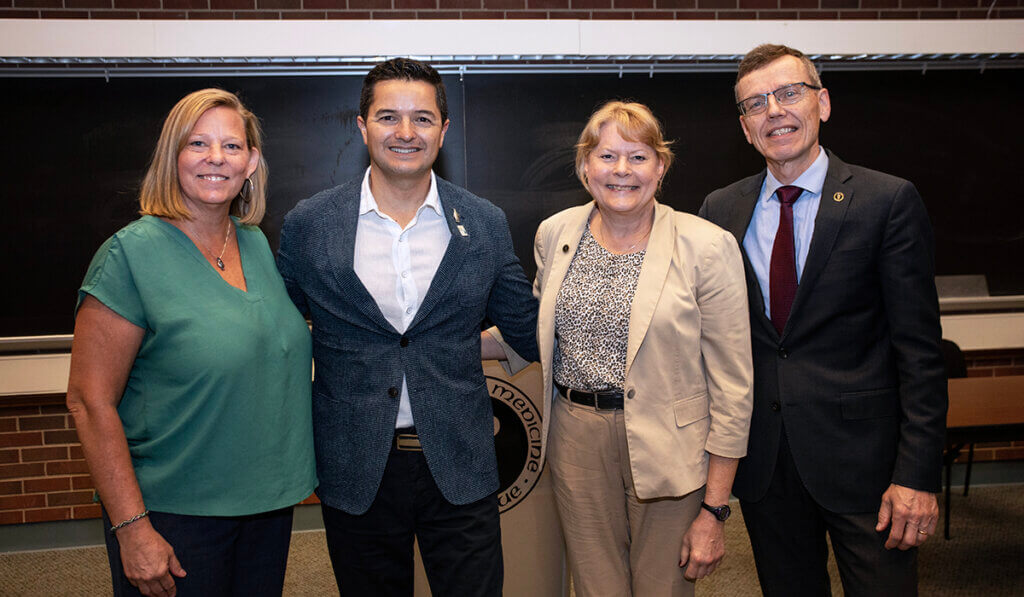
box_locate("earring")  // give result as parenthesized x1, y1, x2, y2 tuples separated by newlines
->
(241, 177, 254, 203)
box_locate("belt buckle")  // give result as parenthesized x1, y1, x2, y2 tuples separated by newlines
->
(593, 394, 615, 412)
(395, 433, 422, 452)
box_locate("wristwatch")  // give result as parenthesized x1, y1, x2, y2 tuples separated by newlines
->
(700, 501, 731, 522)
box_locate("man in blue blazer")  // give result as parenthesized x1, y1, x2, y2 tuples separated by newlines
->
(699, 45, 947, 596)
(277, 58, 539, 597)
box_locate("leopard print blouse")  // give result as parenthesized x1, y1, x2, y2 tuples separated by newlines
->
(552, 224, 646, 393)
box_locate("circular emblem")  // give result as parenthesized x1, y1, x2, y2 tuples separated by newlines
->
(833, 192, 845, 202)
(488, 375, 544, 513)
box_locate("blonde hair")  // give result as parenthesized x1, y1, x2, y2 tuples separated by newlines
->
(139, 88, 268, 225)
(574, 101, 674, 189)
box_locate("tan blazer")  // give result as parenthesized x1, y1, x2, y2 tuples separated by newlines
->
(535, 201, 754, 500)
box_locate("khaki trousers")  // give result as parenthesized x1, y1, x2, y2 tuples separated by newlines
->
(548, 394, 703, 597)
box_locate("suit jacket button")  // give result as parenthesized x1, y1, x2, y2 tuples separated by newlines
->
(388, 387, 399, 398)
(400, 336, 409, 348)
(770, 401, 781, 411)
(778, 347, 788, 359)
(562, 244, 569, 252)
(627, 389, 635, 399)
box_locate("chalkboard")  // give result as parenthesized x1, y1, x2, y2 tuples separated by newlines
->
(1, 67, 1021, 338)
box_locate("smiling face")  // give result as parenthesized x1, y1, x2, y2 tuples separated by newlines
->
(357, 79, 450, 186)
(176, 106, 259, 214)
(737, 55, 831, 183)
(584, 123, 665, 219)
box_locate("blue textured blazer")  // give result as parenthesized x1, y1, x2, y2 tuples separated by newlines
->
(278, 175, 540, 514)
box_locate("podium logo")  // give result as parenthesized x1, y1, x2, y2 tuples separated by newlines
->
(489, 375, 544, 513)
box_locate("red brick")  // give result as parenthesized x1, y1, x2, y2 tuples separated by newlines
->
(821, 0, 855, 7)
(0, 450, 18, 465)
(211, 0, 253, 8)
(778, 0, 814, 6)
(798, 9, 838, 15)
(115, 0, 160, 7)
(485, 0, 523, 7)
(507, 8, 549, 13)
(0, 481, 22, 496)
(0, 432, 43, 449)
(838, 9, 879, 16)
(18, 416, 66, 432)
(351, 0, 391, 7)
(550, 7, 593, 13)
(72, 475, 95, 490)
(939, 0, 977, 6)
(13, 0, 63, 7)
(717, 8, 755, 14)
(0, 419, 17, 433)
(574, 0, 612, 6)
(21, 446, 69, 462)
(440, 0, 481, 6)
(47, 490, 94, 507)
(398, 0, 436, 7)
(283, 8, 322, 13)
(0, 511, 25, 524)
(327, 9, 373, 15)
(0, 9, 41, 15)
(0, 406, 42, 417)
(673, 8, 715, 15)
(303, 0, 344, 7)
(69, 445, 84, 460)
(24, 477, 70, 493)
(25, 507, 71, 523)
(461, 8, 506, 14)
(417, 8, 464, 14)
(0, 494, 47, 510)
(65, 0, 113, 6)
(696, 0, 733, 6)
(956, 7, 989, 15)
(45, 460, 90, 475)
(759, 8, 798, 15)
(257, 0, 299, 8)
(40, 9, 91, 15)
(43, 430, 79, 444)
(740, 0, 774, 7)
(901, 0, 936, 6)
(371, 8, 417, 14)
(616, 0, 652, 6)
(187, 10, 235, 16)
(0, 463, 46, 479)
(73, 504, 103, 519)
(998, 8, 1024, 16)
(96, 3, 148, 7)
(635, 8, 676, 14)
(165, 0, 208, 8)
(234, 8, 282, 15)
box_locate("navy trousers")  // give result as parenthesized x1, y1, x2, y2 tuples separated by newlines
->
(102, 506, 294, 597)
(321, 441, 503, 597)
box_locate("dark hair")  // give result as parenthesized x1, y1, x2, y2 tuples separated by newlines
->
(735, 44, 821, 101)
(359, 58, 448, 123)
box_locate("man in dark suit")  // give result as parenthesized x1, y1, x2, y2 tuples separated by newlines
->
(277, 58, 538, 597)
(698, 44, 947, 596)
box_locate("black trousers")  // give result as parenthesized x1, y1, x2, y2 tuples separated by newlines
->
(102, 506, 294, 597)
(739, 431, 917, 597)
(321, 444, 503, 597)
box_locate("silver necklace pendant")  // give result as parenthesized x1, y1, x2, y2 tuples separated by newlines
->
(216, 257, 225, 270)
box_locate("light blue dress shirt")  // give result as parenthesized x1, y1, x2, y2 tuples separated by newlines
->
(743, 147, 829, 319)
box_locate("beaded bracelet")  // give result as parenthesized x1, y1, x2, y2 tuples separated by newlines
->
(110, 510, 150, 534)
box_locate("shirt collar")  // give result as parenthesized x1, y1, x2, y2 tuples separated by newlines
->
(762, 147, 829, 203)
(358, 167, 443, 218)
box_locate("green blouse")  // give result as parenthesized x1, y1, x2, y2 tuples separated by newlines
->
(79, 216, 316, 516)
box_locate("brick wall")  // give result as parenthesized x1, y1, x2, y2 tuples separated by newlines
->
(2, 349, 1022, 526)
(0, 0, 1022, 21)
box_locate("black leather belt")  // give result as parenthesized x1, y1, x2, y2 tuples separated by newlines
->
(393, 427, 422, 452)
(555, 382, 624, 410)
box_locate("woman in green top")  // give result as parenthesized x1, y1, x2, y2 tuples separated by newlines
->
(66, 89, 316, 597)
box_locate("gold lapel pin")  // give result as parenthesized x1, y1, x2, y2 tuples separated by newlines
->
(452, 208, 461, 223)
(833, 192, 845, 202)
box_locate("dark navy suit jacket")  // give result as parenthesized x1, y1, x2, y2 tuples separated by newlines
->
(699, 151, 947, 513)
(278, 176, 539, 514)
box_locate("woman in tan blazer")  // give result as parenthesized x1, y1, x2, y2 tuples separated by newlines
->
(533, 102, 753, 596)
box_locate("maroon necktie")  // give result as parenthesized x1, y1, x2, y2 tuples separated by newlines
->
(769, 185, 803, 335)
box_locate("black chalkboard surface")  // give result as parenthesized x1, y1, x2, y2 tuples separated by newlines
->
(1, 68, 1021, 338)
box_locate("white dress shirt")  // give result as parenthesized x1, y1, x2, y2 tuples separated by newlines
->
(353, 168, 451, 428)
(743, 147, 829, 319)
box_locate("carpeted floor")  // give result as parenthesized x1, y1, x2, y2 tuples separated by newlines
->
(2, 484, 1022, 596)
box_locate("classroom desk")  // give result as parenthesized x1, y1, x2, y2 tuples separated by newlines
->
(943, 375, 1024, 539)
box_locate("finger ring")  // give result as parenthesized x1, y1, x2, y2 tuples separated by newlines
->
(917, 530, 928, 535)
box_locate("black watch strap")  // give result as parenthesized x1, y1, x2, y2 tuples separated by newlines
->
(700, 501, 731, 522)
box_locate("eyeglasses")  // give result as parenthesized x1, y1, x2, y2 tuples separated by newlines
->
(736, 82, 822, 116)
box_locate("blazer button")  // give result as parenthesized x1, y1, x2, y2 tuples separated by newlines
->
(562, 244, 569, 252)
(777, 347, 788, 359)
(388, 387, 399, 398)
(770, 401, 781, 412)
(400, 336, 409, 348)
(627, 389, 635, 399)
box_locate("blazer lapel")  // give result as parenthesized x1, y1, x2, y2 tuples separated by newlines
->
(537, 205, 591, 373)
(728, 173, 778, 339)
(408, 181, 470, 329)
(784, 151, 854, 339)
(625, 203, 674, 377)
(328, 182, 399, 333)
